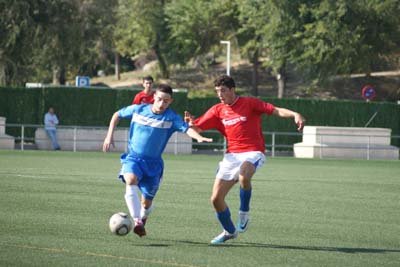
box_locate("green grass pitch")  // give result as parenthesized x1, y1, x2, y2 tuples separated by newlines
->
(0, 150, 399, 267)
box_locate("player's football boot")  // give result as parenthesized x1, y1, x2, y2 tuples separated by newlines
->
(236, 211, 249, 233)
(133, 220, 146, 237)
(210, 230, 238, 245)
(142, 216, 147, 226)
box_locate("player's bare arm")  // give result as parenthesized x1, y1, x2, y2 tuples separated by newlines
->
(186, 127, 213, 143)
(184, 111, 204, 133)
(103, 112, 120, 152)
(273, 107, 305, 131)
(184, 111, 194, 124)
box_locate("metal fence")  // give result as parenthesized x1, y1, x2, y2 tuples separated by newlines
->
(0, 123, 399, 160)
(3, 123, 128, 152)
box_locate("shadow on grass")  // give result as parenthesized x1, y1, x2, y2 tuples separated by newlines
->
(235, 242, 400, 254)
(146, 238, 400, 254)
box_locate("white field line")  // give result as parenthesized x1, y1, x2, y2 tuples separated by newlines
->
(0, 173, 50, 179)
(1, 242, 203, 267)
(15, 174, 43, 178)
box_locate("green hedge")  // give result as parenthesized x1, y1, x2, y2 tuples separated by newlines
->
(260, 98, 400, 148)
(0, 87, 398, 147)
(0, 87, 42, 138)
(41, 87, 116, 126)
(187, 96, 399, 133)
(261, 98, 399, 133)
(0, 87, 41, 124)
(187, 96, 400, 147)
(0, 86, 189, 137)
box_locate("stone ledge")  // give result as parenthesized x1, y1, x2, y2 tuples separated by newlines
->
(0, 135, 15, 150)
(35, 128, 192, 154)
(294, 126, 399, 160)
(0, 117, 15, 150)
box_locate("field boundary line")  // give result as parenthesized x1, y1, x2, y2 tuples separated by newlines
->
(0, 242, 203, 267)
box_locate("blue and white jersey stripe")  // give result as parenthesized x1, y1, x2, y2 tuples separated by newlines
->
(132, 113, 173, 129)
(118, 104, 188, 159)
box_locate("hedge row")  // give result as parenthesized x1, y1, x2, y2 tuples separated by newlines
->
(0, 86, 187, 136)
(260, 98, 400, 147)
(187, 97, 399, 131)
(187, 97, 400, 147)
(1, 86, 399, 146)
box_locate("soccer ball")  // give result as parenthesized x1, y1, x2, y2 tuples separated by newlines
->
(109, 212, 133, 236)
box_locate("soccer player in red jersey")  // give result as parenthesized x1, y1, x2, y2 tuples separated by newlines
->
(185, 75, 305, 244)
(132, 76, 155, 105)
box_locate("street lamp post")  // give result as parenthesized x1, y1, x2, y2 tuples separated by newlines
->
(220, 40, 231, 76)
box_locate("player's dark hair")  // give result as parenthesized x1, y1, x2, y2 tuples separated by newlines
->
(156, 84, 173, 96)
(214, 75, 235, 89)
(142, 75, 154, 82)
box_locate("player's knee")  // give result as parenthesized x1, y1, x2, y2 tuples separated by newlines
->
(124, 174, 138, 185)
(240, 162, 255, 176)
(142, 198, 152, 209)
(210, 194, 221, 207)
(239, 176, 251, 189)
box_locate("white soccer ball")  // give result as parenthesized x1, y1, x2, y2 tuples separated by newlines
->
(109, 212, 133, 236)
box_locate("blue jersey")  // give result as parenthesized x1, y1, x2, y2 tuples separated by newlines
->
(118, 104, 189, 159)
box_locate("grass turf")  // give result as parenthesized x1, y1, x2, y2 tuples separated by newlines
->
(0, 150, 399, 267)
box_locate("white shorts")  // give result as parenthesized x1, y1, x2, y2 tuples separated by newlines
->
(216, 151, 266, 181)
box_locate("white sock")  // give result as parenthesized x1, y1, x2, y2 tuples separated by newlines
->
(124, 185, 141, 221)
(140, 205, 153, 219)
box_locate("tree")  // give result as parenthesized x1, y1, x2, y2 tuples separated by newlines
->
(0, 0, 45, 85)
(236, 0, 267, 96)
(282, 0, 400, 86)
(36, 0, 118, 84)
(165, 0, 238, 69)
(114, 0, 170, 78)
(235, 0, 303, 98)
(44, 1, 83, 84)
(261, 0, 305, 98)
(294, 0, 400, 79)
(0, 0, 118, 86)
(73, 0, 118, 78)
(237, 0, 400, 97)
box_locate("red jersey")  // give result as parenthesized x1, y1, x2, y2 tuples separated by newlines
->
(132, 91, 155, 105)
(194, 97, 275, 153)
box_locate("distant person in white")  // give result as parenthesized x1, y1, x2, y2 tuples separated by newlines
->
(44, 107, 60, 150)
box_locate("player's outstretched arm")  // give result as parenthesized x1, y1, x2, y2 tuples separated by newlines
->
(273, 107, 305, 132)
(184, 111, 195, 125)
(103, 112, 120, 152)
(184, 111, 204, 133)
(186, 127, 213, 143)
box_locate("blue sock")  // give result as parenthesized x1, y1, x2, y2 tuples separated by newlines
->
(216, 208, 236, 234)
(239, 187, 252, 212)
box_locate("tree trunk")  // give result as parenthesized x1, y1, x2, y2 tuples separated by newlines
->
(153, 33, 169, 78)
(52, 66, 60, 85)
(0, 50, 7, 86)
(52, 65, 66, 85)
(0, 61, 6, 86)
(115, 51, 120, 80)
(59, 67, 66, 85)
(251, 49, 259, 96)
(277, 65, 286, 98)
(154, 50, 169, 78)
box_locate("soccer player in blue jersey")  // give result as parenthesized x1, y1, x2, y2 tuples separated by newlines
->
(103, 84, 212, 237)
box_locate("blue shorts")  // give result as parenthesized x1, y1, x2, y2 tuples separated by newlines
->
(118, 153, 164, 200)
